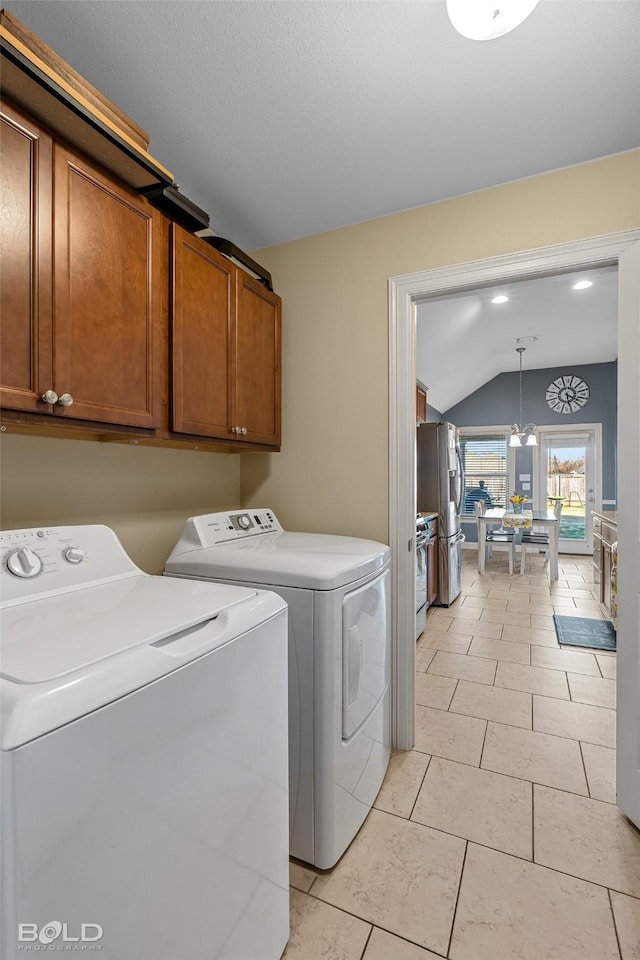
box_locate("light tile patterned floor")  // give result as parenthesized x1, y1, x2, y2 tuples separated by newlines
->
(284, 552, 640, 960)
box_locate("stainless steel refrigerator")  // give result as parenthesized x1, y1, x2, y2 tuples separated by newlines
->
(416, 421, 465, 605)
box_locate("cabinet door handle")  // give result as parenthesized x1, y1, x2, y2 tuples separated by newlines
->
(42, 390, 59, 404)
(57, 393, 74, 407)
(241, 427, 248, 435)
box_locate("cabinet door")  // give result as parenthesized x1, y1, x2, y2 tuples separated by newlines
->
(416, 382, 427, 424)
(52, 145, 162, 428)
(0, 101, 53, 412)
(171, 227, 234, 439)
(235, 273, 281, 446)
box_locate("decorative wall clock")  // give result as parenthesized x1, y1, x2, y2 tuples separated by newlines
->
(546, 375, 590, 414)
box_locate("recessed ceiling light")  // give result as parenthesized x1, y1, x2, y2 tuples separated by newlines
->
(492, 295, 509, 304)
(572, 280, 593, 290)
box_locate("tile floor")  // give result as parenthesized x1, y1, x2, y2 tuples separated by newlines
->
(283, 551, 640, 960)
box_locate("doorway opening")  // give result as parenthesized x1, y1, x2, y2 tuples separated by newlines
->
(388, 229, 640, 825)
(415, 265, 615, 568)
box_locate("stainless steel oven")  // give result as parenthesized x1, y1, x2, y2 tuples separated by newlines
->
(416, 516, 436, 640)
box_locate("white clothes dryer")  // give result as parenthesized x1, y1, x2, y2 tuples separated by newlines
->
(0, 525, 289, 960)
(165, 508, 392, 869)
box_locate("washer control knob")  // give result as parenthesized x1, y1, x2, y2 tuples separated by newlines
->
(64, 547, 86, 564)
(6, 547, 42, 578)
(237, 515, 251, 530)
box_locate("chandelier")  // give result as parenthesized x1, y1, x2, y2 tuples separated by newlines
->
(510, 346, 537, 447)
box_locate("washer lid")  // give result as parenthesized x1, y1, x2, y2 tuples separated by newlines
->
(0, 575, 257, 685)
(165, 531, 390, 590)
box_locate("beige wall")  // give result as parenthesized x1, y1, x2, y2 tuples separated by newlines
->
(2, 153, 638, 566)
(242, 151, 640, 545)
(0, 435, 240, 573)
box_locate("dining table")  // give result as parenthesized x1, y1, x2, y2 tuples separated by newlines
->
(476, 507, 560, 580)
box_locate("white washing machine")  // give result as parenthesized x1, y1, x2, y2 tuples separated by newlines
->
(165, 508, 392, 869)
(0, 524, 289, 960)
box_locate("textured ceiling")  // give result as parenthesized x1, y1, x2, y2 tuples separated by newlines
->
(7, 0, 640, 251)
(416, 265, 618, 412)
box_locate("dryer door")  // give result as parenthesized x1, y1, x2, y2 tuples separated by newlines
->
(342, 567, 391, 739)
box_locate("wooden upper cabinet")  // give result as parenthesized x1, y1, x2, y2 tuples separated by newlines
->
(0, 101, 53, 413)
(52, 145, 163, 428)
(171, 224, 235, 439)
(235, 273, 281, 446)
(1, 97, 281, 450)
(171, 226, 281, 447)
(171, 227, 234, 439)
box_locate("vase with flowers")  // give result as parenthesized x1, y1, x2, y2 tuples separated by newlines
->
(509, 493, 527, 514)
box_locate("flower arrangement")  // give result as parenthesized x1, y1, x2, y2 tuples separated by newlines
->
(509, 494, 527, 505)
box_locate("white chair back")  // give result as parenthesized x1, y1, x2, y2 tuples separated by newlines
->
(474, 500, 487, 517)
(553, 500, 564, 519)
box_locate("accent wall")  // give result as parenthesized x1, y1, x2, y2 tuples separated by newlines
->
(445, 361, 617, 501)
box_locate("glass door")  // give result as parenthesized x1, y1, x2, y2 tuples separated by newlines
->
(536, 429, 599, 554)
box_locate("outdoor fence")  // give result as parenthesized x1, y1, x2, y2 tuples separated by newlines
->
(547, 473, 585, 504)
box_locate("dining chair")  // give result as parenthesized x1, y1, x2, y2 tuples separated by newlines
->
(476, 501, 517, 575)
(518, 500, 563, 575)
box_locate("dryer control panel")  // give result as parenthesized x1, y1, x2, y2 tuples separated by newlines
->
(190, 509, 283, 546)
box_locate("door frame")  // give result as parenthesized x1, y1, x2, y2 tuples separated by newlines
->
(533, 422, 602, 554)
(388, 228, 640, 750)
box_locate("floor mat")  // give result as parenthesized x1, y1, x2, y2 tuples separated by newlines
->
(553, 614, 616, 651)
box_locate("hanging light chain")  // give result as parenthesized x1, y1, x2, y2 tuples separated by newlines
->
(518, 347, 524, 428)
(511, 345, 537, 447)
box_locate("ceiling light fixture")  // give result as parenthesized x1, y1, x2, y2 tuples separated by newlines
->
(572, 279, 593, 290)
(492, 295, 509, 304)
(510, 346, 537, 447)
(446, 0, 540, 41)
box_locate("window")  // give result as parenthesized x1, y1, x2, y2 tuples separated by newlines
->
(459, 429, 511, 514)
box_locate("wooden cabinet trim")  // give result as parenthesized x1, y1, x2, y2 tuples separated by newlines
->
(0, 24, 171, 180)
(1, 11, 150, 150)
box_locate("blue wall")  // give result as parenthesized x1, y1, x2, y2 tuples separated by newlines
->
(427, 403, 443, 422)
(445, 361, 617, 523)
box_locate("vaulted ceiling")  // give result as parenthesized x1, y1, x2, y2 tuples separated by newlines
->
(8, 1, 640, 250)
(416, 264, 618, 412)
